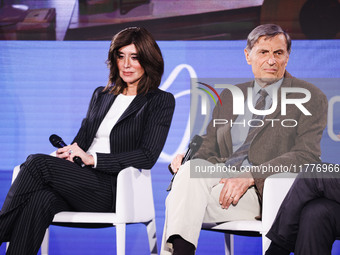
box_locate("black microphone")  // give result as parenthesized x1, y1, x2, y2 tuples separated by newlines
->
(181, 135, 203, 165)
(49, 134, 85, 168)
(49, 134, 67, 148)
(167, 135, 203, 191)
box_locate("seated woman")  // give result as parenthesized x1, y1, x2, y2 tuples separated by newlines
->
(0, 27, 175, 255)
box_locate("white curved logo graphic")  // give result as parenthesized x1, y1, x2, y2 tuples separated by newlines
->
(159, 64, 197, 162)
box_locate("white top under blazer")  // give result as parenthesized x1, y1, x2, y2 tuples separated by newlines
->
(87, 94, 136, 167)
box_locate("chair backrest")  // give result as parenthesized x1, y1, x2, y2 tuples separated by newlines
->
(12, 165, 20, 184)
(262, 172, 297, 232)
(114, 167, 155, 223)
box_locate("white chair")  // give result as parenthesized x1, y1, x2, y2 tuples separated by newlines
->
(10, 164, 158, 255)
(202, 172, 298, 255)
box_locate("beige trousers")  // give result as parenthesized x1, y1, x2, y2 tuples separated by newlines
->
(161, 159, 260, 254)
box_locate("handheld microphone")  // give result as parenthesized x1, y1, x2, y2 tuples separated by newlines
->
(166, 135, 203, 191)
(49, 134, 85, 168)
(181, 135, 203, 165)
(49, 134, 67, 148)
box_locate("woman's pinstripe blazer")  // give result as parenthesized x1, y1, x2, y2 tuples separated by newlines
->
(72, 86, 175, 174)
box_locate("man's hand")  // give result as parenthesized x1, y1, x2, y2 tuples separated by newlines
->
(56, 142, 94, 166)
(219, 173, 255, 209)
(170, 154, 184, 173)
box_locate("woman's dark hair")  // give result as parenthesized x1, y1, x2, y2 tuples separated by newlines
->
(104, 27, 164, 95)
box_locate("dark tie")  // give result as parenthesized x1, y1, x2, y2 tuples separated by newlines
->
(225, 89, 268, 169)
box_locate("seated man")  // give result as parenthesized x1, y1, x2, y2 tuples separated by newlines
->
(161, 24, 328, 255)
(266, 165, 340, 255)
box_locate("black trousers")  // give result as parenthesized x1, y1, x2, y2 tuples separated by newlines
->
(0, 154, 114, 255)
(266, 165, 340, 255)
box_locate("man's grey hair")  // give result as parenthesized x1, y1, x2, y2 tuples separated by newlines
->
(246, 24, 291, 54)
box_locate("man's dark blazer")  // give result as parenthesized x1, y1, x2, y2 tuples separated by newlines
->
(195, 72, 328, 199)
(73, 86, 175, 173)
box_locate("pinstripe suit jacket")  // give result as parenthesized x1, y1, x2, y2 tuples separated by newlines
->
(72, 86, 175, 174)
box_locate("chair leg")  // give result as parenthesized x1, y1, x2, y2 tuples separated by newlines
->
(41, 227, 50, 255)
(145, 218, 158, 255)
(262, 233, 270, 255)
(224, 233, 234, 255)
(116, 223, 126, 255)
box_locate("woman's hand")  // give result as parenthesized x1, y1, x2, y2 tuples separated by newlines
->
(170, 154, 184, 174)
(56, 143, 94, 166)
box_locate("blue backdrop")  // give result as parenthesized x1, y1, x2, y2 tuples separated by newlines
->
(1, 39, 340, 254)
